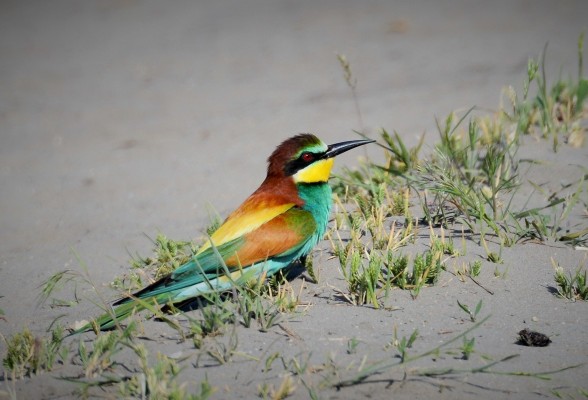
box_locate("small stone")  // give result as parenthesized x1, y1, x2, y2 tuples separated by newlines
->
(71, 320, 89, 331)
(517, 328, 551, 347)
(167, 351, 184, 359)
(531, 316, 538, 322)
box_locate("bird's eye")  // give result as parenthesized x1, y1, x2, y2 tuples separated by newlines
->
(301, 152, 314, 162)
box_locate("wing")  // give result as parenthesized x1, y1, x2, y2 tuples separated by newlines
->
(116, 207, 316, 304)
(223, 207, 317, 267)
(197, 196, 296, 254)
(113, 237, 244, 304)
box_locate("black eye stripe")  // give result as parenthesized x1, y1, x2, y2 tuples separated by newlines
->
(283, 151, 325, 176)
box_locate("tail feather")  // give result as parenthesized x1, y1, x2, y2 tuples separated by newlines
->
(71, 295, 167, 334)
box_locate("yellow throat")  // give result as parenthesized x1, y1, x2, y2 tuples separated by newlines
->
(293, 158, 334, 183)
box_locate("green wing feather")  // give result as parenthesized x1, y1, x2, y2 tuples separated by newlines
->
(114, 237, 245, 305)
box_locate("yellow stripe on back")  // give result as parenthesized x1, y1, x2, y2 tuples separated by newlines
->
(197, 202, 295, 254)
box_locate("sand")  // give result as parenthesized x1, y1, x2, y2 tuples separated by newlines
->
(1, 1, 587, 398)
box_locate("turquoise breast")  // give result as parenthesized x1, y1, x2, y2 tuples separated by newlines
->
(297, 182, 332, 254)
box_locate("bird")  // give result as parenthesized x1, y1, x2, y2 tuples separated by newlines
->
(77, 133, 374, 333)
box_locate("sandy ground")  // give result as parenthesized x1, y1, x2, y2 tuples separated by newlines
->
(1, 1, 588, 399)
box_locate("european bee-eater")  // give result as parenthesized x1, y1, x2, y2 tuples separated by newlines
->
(81, 134, 373, 332)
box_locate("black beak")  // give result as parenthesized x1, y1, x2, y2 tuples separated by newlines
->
(324, 138, 375, 159)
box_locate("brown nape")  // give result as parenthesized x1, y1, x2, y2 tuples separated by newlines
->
(252, 168, 304, 207)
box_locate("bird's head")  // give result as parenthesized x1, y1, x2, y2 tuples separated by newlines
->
(266, 134, 374, 184)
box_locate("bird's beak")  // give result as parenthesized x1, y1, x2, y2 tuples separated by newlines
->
(324, 138, 375, 159)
